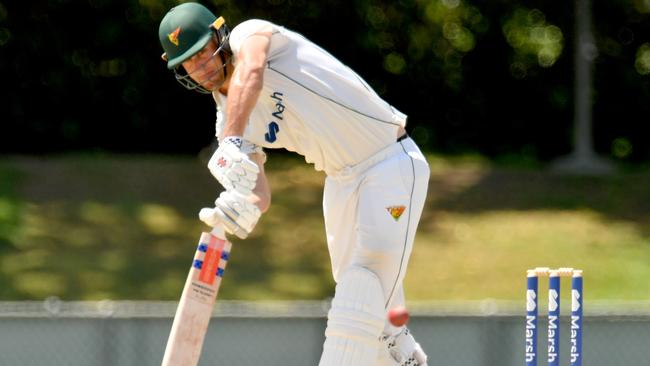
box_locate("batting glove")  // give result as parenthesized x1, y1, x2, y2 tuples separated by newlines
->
(382, 328, 428, 366)
(207, 136, 260, 196)
(198, 190, 261, 239)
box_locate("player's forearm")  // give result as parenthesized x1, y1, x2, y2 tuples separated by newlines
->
(222, 31, 271, 139)
(222, 63, 264, 138)
(249, 153, 271, 213)
(250, 182, 270, 213)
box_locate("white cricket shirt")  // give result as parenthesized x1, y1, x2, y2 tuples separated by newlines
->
(213, 19, 407, 175)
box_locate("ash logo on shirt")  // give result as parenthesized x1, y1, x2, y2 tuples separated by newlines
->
(265, 91, 284, 143)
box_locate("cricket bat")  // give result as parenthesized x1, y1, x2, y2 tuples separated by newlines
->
(161, 226, 232, 366)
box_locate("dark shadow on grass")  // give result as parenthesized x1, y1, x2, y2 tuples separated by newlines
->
(0, 154, 335, 301)
(0, 238, 17, 253)
(9, 155, 648, 301)
(7, 155, 218, 214)
(423, 165, 650, 237)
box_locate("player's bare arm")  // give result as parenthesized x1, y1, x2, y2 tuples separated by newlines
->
(221, 28, 273, 138)
(248, 152, 271, 213)
(203, 29, 272, 197)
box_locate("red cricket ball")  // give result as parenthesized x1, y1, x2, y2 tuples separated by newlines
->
(387, 306, 410, 327)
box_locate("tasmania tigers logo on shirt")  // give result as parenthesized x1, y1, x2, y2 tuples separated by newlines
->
(386, 206, 406, 221)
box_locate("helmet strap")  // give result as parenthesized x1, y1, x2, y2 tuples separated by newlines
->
(220, 52, 229, 81)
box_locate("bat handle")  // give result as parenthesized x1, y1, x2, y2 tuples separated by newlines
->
(210, 224, 226, 239)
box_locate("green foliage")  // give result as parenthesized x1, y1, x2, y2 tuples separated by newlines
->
(355, 0, 489, 90)
(635, 42, 650, 74)
(0, 0, 648, 160)
(502, 7, 564, 77)
(632, 0, 650, 13)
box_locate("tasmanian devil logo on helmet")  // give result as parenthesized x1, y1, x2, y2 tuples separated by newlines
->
(168, 27, 181, 46)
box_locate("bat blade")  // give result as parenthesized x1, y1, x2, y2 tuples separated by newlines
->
(161, 231, 232, 366)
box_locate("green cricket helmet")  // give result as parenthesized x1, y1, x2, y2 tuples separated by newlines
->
(159, 2, 232, 93)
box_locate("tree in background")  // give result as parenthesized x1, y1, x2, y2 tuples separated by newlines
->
(0, 0, 648, 162)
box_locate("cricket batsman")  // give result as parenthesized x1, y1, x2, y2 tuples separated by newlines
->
(158, 3, 430, 365)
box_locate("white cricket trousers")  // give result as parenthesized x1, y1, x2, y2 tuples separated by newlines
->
(323, 137, 430, 315)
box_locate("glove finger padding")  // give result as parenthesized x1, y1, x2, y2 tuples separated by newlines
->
(198, 190, 261, 239)
(208, 139, 260, 196)
(198, 207, 247, 239)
